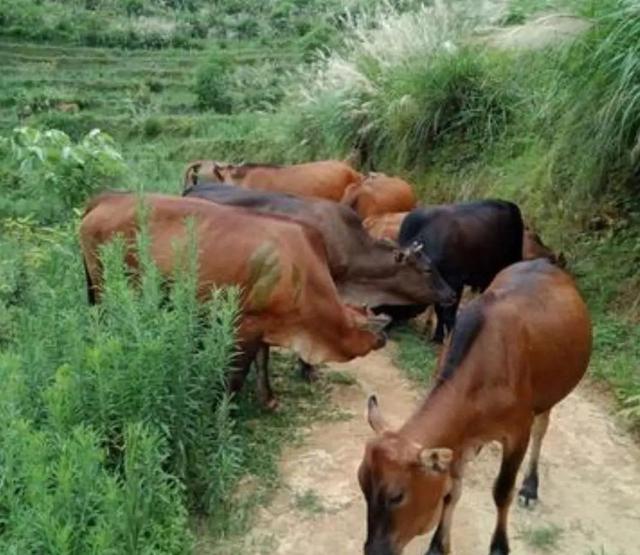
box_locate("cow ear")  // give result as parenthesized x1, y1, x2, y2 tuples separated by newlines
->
(366, 395, 389, 435)
(419, 448, 453, 474)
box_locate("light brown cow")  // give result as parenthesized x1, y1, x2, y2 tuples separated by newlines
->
(363, 212, 409, 242)
(341, 173, 417, 219)
(80, 193, 385, 407)
(359, 260, 591, 555)
(522, 227, 565, 266)
(183, 160, 363, 202)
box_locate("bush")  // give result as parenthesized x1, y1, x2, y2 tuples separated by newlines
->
(546, 1, 640, 207)
(0, 211, 241, 552)
(288, 3, 515, 170)
(0, 127, 126, 224)
(194, 51, 233, 112)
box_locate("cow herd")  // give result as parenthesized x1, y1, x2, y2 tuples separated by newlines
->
(78, 158, 592, 555)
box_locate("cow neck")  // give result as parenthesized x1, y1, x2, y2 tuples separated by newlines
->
(398, 368, 477, 454)
(349, 243, 397, 280)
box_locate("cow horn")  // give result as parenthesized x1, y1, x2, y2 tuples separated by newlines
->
(411, 241, 424, 254)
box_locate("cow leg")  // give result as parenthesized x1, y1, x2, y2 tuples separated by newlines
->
(433, 287, 462, 343)
(255, 344, 278, 411)
(433, 304, 447, 343)
(443, 286, 463, 336)
(296, 358, 318, 382)
(425, 474, 463, 555)
(518, 410, 551, 507)
(489, 430, 531, 555)
(228, 340, 261, 397)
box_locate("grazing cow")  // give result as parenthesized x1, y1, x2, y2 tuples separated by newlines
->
(359, 260, 592, 555)
(398, 200, 524, 342)
(184, 183, 455, 379)
(522, 227, 565, 267)
(341, 174, 417, 219)
(80, 193, 387, 408)
(182, 159, 363, 202)
(363, 212, 409, 242)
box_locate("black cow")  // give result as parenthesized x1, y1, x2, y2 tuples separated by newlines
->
(398, 199, 524, 342)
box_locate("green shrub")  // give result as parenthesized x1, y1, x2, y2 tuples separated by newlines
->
(0, 210, 242, 551)
(194, 51, 233, 112)
(288, 2, 516, 170)
(0, 126, 126, 224)
(546, 1, 640, 209)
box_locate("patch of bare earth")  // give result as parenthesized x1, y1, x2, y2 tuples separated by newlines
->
(239, 346, 640, 555)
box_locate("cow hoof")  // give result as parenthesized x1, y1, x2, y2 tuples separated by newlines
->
(518, 483, 538, 509)
(298, 362, 319, 382)
(518, 491, 538, 509)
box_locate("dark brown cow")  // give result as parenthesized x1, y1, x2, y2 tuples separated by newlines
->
(358, 260, 592, 555)
(183, 184, 455, 311)
(80, 193, 386, 407)
(183, 183, 455, 380)
(341, 174, 417, 219)
(183, 159, 363, 202)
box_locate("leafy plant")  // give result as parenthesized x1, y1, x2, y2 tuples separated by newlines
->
(0, 126, 126, 223)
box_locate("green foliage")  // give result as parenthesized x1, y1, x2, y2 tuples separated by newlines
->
(0, 126, 126, 223)
(546, 1, 640, 210)
(0, 211, 242, 552)
(194, 51, 233, 113)
(517, 523, 564, 552)
(390, 324, 439, 385)
(288, 3, 518, 170)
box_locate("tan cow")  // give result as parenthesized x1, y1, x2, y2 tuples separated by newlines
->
(80, 193, 385, 407)
(363, 211, 409, 242)
(183, 159, 363, 202)
(341, 173, 417, 219)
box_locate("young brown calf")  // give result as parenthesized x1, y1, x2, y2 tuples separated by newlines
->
(358, 259, 591, 555)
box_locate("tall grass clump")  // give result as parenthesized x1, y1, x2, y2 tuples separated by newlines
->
(291, 1, 516, 170)
(547, 1, 640, 211)
(0, 210, 242, 551)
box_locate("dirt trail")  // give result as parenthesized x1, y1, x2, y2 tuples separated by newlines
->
(241, 346, 640, 555)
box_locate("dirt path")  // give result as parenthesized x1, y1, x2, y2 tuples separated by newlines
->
(240, 345, 640, 555)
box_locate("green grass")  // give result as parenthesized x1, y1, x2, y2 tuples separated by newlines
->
(517, 523, 564, 552)
(292, 489, 326, 515)
(390, 324, 439, 386)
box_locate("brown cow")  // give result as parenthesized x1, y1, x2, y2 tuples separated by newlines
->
(183, 159, 363, 202)
(341, 173, 417, 219)
(80, 193, 386, 408)
(358, 259, 591, 555)
(363, 212, 409, 242)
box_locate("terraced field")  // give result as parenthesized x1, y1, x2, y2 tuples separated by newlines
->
(0, 39, 300, 188)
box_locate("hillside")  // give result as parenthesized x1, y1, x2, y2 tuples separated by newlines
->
(0, 0, 639, 553)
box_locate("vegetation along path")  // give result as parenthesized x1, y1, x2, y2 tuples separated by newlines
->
(239, 345, 640, 555)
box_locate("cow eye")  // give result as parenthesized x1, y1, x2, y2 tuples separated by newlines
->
(388, 491, 405, 506)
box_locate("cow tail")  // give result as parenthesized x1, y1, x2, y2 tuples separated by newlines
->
(83, 256, 96, 305)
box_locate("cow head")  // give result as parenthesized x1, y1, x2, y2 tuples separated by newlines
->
(522, 228, 565, 267)
(359, 396, 452, 555)
(388, 241, 456, 307)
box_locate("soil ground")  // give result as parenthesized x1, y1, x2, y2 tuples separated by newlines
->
(238, 346, 640, 555)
